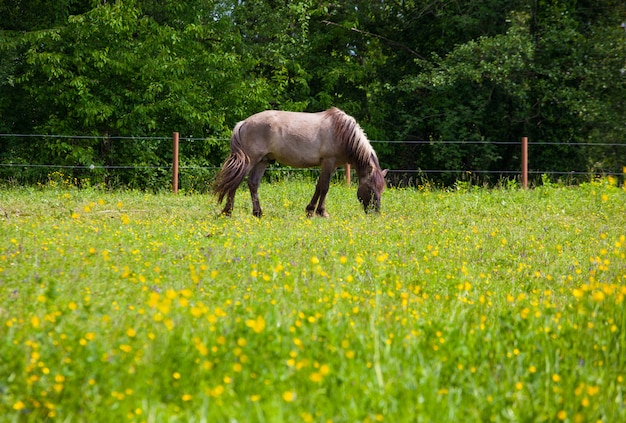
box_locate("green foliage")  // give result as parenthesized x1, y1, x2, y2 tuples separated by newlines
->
(1, 0, 272, 187)
(231, 0, 314, 111)
(0, 0, 624, 187)
(390, 1, 625, 176)
(16, 0, 254, 136)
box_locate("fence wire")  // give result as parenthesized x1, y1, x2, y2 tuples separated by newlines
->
(1, 133, 625, 177)
(2, 133, 623, 146)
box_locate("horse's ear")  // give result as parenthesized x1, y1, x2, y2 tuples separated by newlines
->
(382, 169, 388, 177)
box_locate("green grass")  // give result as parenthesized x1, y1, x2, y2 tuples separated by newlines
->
(1, 177, 625, 422)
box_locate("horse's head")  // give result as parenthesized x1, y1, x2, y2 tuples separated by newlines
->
(357, 168, 388, 213)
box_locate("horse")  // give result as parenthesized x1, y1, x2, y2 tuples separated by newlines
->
(213, 107, 387, 218)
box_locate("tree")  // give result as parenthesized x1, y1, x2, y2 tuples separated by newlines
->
(1, 0, 624, 187)
(528, 0, 626, 173)
(230, 0, 314, 108)
(1, 0, 274, 187)
(383, 0, 626, 181)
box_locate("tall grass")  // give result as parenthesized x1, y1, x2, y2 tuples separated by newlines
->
(1, 177, 625, 422)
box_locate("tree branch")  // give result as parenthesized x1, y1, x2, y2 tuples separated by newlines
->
(321, 20, 426, 60)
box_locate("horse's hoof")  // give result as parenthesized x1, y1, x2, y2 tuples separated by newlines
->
(317, 211, 330, 218)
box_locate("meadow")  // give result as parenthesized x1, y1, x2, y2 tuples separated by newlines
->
(1, 176, 625, 422)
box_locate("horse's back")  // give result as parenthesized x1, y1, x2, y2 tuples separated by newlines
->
(245, 110, 329, 137)
(238, 110, 343, 168)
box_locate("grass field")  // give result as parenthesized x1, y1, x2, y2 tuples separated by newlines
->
(1, 176, 626, 422)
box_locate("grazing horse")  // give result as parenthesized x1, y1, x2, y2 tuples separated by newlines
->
(213, 108, 387, 217)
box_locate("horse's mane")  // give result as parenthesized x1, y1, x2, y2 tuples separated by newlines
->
(324, 108, 379, 172)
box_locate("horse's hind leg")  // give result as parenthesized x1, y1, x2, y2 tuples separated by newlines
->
(222, 191, 236, 216)
(248, 161, 268, 217)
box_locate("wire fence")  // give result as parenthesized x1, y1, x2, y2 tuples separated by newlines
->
(1, 134, 625, 189)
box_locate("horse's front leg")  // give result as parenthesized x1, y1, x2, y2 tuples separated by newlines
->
(306, 160, 335, 218)
(248, 160, 268, 217)
(305, 189, 321, 217)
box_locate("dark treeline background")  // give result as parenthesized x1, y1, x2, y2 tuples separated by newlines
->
(1, 0, 625, 188)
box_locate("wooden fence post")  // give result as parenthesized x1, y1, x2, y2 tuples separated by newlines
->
(521, 136, 528, 189)
(172, 132, 179, 194)
(345, 164, 351, 186)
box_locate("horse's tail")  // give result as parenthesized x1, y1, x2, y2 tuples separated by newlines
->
(213, 121, 250, 204)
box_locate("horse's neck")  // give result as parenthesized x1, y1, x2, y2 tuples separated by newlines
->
(355, 162, 374, 181)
